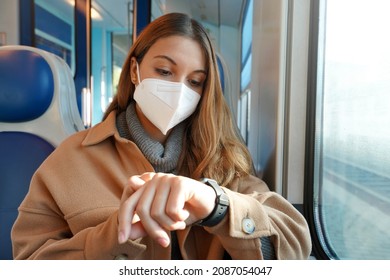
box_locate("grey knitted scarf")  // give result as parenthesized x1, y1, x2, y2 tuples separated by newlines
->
(116, 102, 184, 173)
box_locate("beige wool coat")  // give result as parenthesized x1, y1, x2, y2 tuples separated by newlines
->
(11, 111, 312, 260)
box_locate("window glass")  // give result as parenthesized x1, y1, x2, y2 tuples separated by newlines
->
(34, 0, 75, 72)
(91, 0, 133, 125)
(314, 0, 390, 259)
(239, 0, 253, 143)
(240, 0, 253, 92)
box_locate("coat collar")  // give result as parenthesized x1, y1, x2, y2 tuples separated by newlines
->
(81, 111, 128, 146)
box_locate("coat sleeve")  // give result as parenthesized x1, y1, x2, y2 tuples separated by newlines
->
(11, 171, 147, 260)
(204, 175, 312, 259)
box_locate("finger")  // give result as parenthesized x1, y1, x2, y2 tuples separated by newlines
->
(135, 180, 171, 247)
(165, 182, 191, 222)
(166, 177, 216, 224)
(150, 179, 187, 229)
(127, 174, 147, 193)
(139, 172, 156, 182)
(143, 174, 189, 227)
(118, 187, 144, 244)
(127, 221, 147, 240)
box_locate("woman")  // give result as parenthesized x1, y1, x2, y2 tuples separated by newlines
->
(11, 13, 311, 260)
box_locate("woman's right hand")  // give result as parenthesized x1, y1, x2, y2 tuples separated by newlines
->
(117, 172, 216, 247)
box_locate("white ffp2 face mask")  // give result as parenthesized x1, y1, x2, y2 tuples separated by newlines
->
(133, 78, 201, 135)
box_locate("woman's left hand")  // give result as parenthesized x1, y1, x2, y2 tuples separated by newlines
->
(117, 172, 216, 247)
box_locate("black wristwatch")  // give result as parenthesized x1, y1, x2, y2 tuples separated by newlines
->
(196, 178, 229, 227)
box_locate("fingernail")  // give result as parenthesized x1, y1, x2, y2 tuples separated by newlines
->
(157, 237, 170, 248)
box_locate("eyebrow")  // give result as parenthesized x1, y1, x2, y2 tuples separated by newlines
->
(153, 55, 207, 75)
(154, 55, 176, 65)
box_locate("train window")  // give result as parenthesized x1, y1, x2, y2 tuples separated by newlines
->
(90, 0, 133, 125)
(310, 0, 390, 259)
(34, 0, 75, 72)
(238, 0, 253, 144)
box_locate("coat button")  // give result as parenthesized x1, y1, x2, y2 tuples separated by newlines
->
(114, 254, 128, 260)
(242, 218, 255, 234)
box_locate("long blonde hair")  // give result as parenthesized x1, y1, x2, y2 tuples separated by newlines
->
(103, 13, 253, 186)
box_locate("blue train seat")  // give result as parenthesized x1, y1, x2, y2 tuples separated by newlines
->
(0, 45, 85, 259)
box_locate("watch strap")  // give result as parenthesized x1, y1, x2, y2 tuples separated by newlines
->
(196, 178, 229, 227)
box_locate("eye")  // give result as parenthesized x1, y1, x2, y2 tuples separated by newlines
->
(188, 79, 203, 88)
(155, 68, 172, 76)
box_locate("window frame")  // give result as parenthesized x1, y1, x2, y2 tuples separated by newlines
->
(304, 0, 329, 260)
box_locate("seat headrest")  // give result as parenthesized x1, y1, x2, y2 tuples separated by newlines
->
(0, 49, 54, 122)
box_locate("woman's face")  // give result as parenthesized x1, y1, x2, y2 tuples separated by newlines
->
(131, 35, 207, 95)
(130, 35, 207, 141)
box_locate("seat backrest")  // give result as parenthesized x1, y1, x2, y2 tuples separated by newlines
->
(0, 45, 84, 259)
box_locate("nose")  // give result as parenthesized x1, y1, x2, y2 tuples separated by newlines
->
(174, 75, 186, 85)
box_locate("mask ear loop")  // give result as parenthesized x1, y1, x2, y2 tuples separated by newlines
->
(135, 61, 141, 85)
(131, 58, 141, 85)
